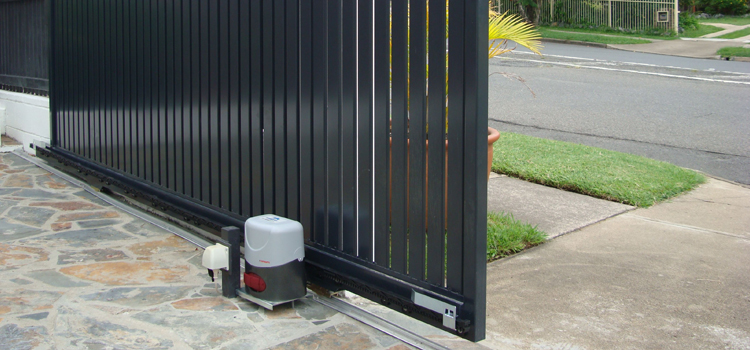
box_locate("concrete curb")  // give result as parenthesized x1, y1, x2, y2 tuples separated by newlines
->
(541, 38, 609, 48)
(543, 36, 750, 61)
(605, 44, 743, 61)
(697, 170, 750, 190)
(604, 44, 722, 60)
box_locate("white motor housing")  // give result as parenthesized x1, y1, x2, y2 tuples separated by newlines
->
(243, 215, 306, 302)
(245, 215, 304, 267)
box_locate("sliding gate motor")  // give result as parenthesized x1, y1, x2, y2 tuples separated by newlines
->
(239, 214, 306, 309)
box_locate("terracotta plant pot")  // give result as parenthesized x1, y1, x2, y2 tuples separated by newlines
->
(390, 127, 502, 225)
(486, 126, 501, 180)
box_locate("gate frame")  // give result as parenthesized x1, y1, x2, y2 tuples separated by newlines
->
(43, 0, 488, 341)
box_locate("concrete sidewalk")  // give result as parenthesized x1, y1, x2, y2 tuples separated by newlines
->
(700, 22, 750, 40)
(543, 27, 750, 60)
(487, 173, 633, 239)
(609, 38, 749, 60)
(483, 177, 750, 349)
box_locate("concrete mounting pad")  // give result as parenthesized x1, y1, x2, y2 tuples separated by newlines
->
(481, 179, 750, 350)
(487, 175, 634, 239)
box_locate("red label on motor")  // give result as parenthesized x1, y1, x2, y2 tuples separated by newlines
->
(259, 260, 270, 264)
(244, 272, 266, 292)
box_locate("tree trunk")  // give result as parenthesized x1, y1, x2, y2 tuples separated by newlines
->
(517, 2, 530, 22)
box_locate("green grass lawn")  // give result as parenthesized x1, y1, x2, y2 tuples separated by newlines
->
(717, 27, 750, 39)
(700, 16, 750, 26)
(539, 27, 677, 40)
(681, 24, 724, 38)
(540, 26, 677, 40)
(539, 28, 652, 45)
(540, 24, 727, 40)
(717, 46, 750, 57)
(491, 132, 706, 207)
(487, 212, 547, 262)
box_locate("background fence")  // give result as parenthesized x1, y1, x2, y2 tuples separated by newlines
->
(495, 0, 678, 32)
(0, 0, 49, 95)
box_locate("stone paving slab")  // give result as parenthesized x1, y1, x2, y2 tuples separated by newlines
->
(0, 153, 414, 350)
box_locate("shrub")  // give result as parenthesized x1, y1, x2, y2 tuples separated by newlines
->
(699, 0, 749, 15)
(679, 12, 701, 30)
(553, 0, 607, 26)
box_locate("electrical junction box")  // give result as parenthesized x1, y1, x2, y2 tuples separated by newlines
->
(202, 243, 229, 270)
(242, 214, 306, 306)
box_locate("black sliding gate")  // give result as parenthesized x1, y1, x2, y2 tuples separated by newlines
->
(0, 0, 49, 94)
(43, 0, 488, 341)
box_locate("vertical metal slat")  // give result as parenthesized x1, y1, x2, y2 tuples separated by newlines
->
(165, 0, 176, 191)
(427, 0, 447, 286)
(356, 0, 374, 261)
(372, 0, 390, 266)
(408, 0, 427, 280)
(249, 0, 263, 216)
(174, 0, 184, 194)
(218, 0, 231, 209)
(199, 0, 211, 202)
(273, 0, 288, 216)
(239, 0, 252, 216)
(462, 0, 488, 341)
(285, 0, 300, 222)
(341, 0, 358, 256)
(261, 0, 275, 213)
(229, 0, 241, 213)
(447, 0, 465, 292)
(298, 0, 314, 238)
(326, 0, 342, 250)
(391, 0, 409, 274)
(311, 0, 328, 244)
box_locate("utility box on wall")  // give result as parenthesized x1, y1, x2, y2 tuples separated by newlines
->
(656, 10, 669, 22)
(655, 7, 678, 32)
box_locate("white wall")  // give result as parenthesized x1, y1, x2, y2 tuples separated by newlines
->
(0, 90, 50, 154)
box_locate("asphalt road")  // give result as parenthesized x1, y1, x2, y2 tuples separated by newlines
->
(514, 41, 750, 73)
(488, 44, 750, 185)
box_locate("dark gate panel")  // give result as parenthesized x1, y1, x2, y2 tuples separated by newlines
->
(46, 0, 487, 341)
(0, 0, 48, 94)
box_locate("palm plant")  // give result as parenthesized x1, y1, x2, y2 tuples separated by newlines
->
(486, 10, 543, 98)
(488, 10, 543, 58)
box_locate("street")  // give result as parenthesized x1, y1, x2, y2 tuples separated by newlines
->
(488, 42, 750, 185)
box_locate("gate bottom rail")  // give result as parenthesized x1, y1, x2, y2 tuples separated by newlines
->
(305, 245, 471, 336)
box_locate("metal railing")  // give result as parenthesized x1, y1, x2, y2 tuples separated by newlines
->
(0, 0, 49, 95)
(495, 0, 678, 32)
